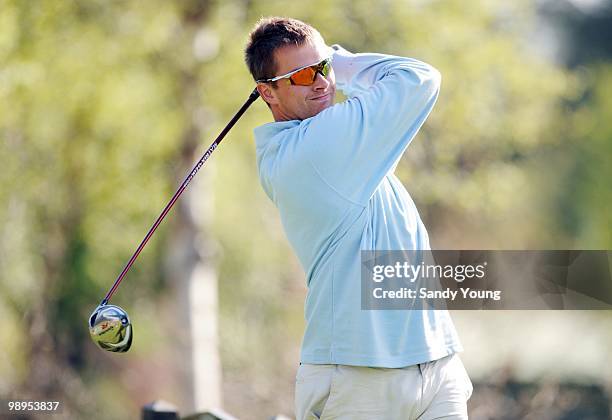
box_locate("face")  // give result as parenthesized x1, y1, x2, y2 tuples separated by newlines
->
(257, 40, 336, 121)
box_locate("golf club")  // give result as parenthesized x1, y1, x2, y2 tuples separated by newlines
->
(89, 88, 260, 353)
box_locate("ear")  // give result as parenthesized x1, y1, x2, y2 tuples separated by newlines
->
(257, 83, 279, 106)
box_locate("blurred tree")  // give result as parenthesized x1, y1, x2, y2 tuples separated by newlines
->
(0, 0, 609, 418)
(554, 66, 612, 246)
(161, 0, 223, 413)
(1, 0, 188, 417)
(536, 0, 612, 247)
(538, 0, 612, 68)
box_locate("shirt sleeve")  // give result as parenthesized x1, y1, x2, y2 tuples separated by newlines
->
(301, 45, 441, 205)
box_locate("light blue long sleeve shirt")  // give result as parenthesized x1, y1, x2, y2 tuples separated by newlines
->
(254, 45, 462, 367)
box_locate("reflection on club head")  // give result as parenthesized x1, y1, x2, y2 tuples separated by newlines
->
(89, 304, 132, 353)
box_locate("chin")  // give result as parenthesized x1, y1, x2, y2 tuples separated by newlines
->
(311, 99, 334, 117)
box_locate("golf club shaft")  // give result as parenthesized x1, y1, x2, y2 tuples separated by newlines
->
(101, 88, 260, 306)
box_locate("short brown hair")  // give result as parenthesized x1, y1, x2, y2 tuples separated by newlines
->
(244, 17, 324, 83)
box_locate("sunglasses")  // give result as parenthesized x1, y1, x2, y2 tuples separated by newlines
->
(257, 57, 333, 86)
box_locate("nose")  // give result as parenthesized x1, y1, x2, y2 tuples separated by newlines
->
(312, 71, 330, 90)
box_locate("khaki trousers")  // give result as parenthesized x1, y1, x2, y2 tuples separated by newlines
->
(295, 354, 473, 420)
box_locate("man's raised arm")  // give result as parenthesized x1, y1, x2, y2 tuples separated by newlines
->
(303, 45, 441, 205)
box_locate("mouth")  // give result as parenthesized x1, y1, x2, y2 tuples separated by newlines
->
(310, 92, 332, 102)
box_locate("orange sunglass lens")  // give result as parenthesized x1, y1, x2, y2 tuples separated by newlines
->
(290, 67, 316, 86)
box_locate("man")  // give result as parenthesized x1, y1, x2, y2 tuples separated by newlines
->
(244, 17, 472, 419)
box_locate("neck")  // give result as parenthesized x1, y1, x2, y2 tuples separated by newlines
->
(271, 104, 295, 122)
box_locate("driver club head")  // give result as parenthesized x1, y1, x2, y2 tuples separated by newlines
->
(89, 304, 133, 353)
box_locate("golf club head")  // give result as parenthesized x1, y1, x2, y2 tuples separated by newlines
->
(89, 304, 132, 353)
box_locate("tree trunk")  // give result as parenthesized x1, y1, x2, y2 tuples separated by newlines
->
(164, 0, 221, 412)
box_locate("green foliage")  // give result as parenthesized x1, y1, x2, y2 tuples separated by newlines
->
(0, 0, 609, 417)
(554, 65, 612, 246)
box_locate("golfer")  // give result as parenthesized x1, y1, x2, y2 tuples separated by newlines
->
(245, 17, 472, 419)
